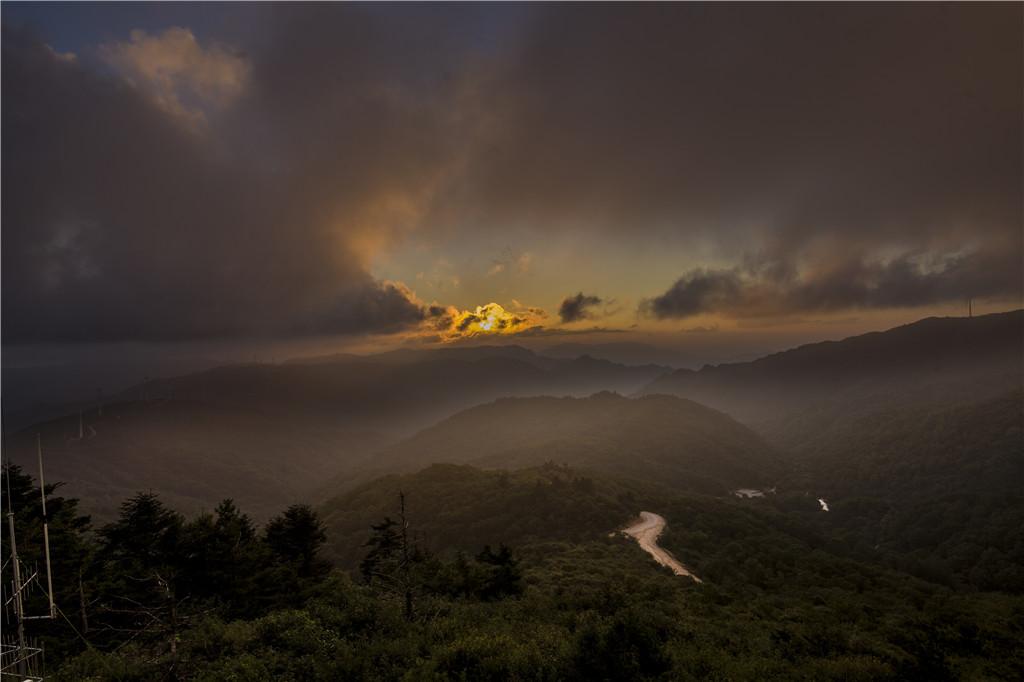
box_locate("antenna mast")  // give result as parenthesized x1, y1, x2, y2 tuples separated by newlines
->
(1, 436, 57, 680)
(37, 434, 56, 619)
(4, 453, 28, 673)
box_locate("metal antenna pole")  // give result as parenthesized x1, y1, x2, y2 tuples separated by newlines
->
(4, 455, 28, 674)
(37, 434, 56, 619)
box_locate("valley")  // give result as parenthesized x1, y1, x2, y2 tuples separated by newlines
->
(3, 311, 1022, 679)
(4, 4, 1020, 678)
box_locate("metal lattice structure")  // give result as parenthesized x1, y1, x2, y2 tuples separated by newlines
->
(0, 637, 45, 681)
(2, 434, 57, 681)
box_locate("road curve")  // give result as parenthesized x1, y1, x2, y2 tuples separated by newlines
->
(622, 511, 702, 582)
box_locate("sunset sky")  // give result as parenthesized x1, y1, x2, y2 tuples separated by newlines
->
(3, 3, 1021, 363)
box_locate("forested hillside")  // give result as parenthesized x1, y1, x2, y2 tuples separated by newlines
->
(319, 462, 657, 566)
(633, 312, 1024, 596)
(775, 389, 1024, 592)
(6, 462, 1022, 681)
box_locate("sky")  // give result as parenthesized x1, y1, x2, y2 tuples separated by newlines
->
(2, 2, 1021, 365)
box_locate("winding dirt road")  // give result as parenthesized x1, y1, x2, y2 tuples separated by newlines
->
(622, 511, 702, 582)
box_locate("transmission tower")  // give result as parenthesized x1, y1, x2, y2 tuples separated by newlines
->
(2, 434, 57, 681)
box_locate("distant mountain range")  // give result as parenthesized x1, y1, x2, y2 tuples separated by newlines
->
(362, 392, 783, 495)
(127, 350, 669, 436)
(4, 348, 668, 520)
(286, 344, 549, 367)
(641, 310, 1022, 448)
(539, 342, 700, 368)
(4, 311, 1019, 527)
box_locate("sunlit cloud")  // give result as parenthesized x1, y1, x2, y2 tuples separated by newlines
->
(429, 302, 548, 341)
(100, 27, 250, 128)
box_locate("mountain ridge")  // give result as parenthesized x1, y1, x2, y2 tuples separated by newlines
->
(361, 391, 785, 495)
(4, 352, 670, 520)
(641, 310, 1022, 439)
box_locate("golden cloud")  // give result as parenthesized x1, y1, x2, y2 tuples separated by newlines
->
(428, 301, 547, 341)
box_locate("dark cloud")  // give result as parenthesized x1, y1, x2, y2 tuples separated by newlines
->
(1, 7, 472, 344)
(643, 248, 1023, 320)
(3, 3, 1021, 345)
(642, 272, 741, 320)
(466, 4, 1021, 238)
(466, 3, 1022, 309)
(559, 293, 604, 323)
(297, 282, 427, 336)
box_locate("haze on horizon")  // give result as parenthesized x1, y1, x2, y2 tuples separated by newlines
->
(2, 3, 1021, 369)
(2, 6, 1024, 679)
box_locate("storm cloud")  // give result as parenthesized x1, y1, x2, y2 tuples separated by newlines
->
(469, 4, 1021, 236)
(471, 3, 1022, 315)
(1, 8, 466, 343)
(643, 249, 1022, 320)
(2, 3, 1020, 345)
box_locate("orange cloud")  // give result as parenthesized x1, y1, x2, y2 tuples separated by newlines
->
(101, 27, 249, 128)
(428, 302, 547, 341)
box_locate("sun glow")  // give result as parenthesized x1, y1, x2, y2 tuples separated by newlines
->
(441, 302, 545, 341)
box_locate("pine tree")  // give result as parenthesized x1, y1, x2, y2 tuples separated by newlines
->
(360, 516, 402, 583)
(360, 492, 424, 620)
(264, 504, 328, 578)
(476, 544, 524, 600)
(96, 493, 186, 665)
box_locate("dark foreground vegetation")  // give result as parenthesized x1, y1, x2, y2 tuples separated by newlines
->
(3, 462, 1022, 681)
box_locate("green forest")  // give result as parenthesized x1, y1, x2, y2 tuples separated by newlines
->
(3, 0, 1021, 677)
(3, 458, 1022, 681)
